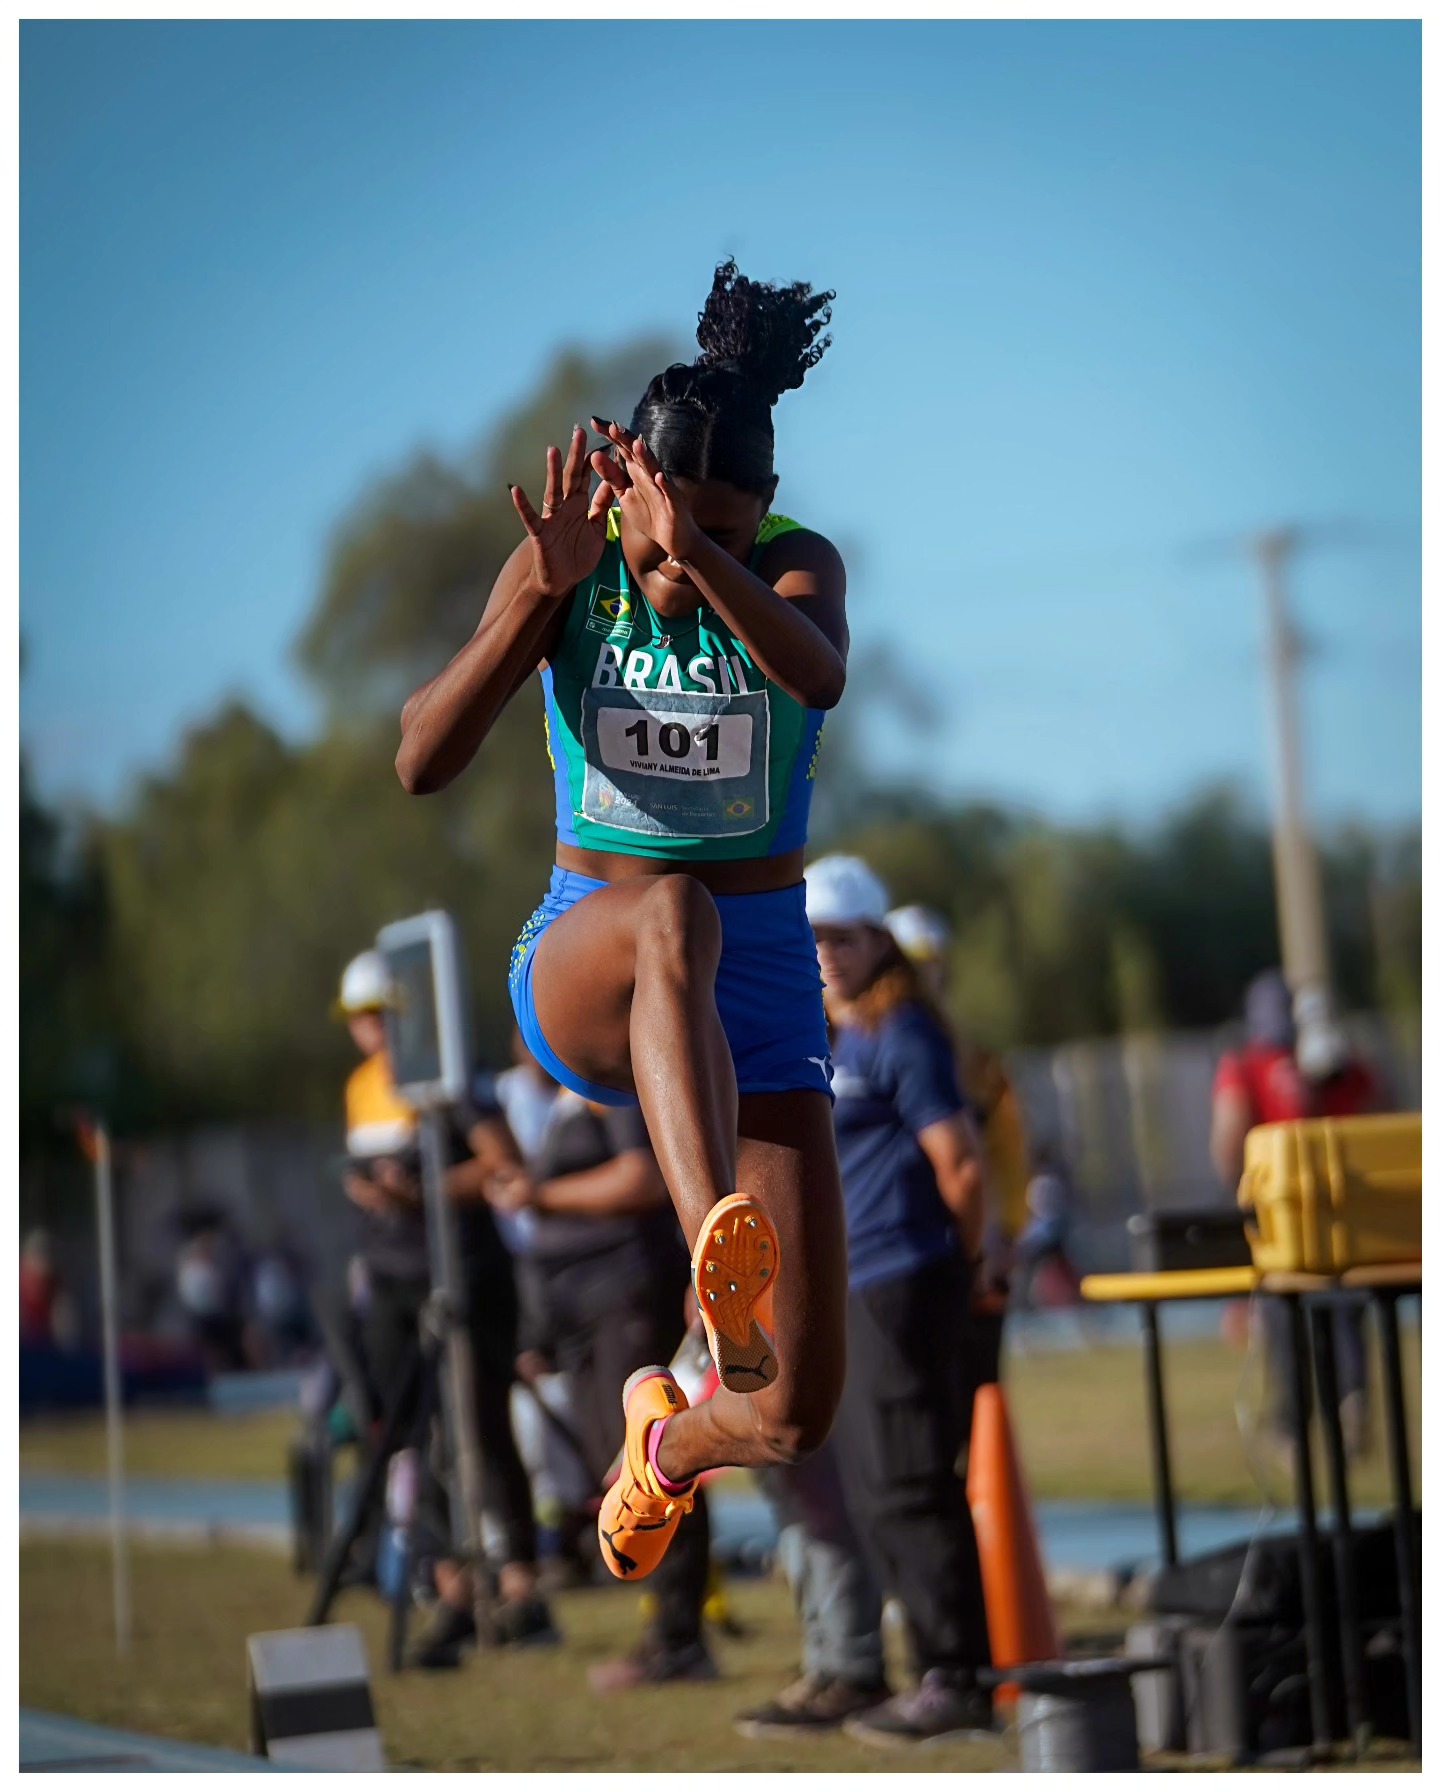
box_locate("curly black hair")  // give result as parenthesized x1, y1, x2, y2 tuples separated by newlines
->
(630, 260, 835, 497)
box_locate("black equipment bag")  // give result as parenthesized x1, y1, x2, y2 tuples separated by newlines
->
(1126, 1207, 1252, 1274)
(1143, 1518, 1412, 1625)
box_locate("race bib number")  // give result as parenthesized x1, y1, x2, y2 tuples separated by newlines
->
(596, 708, 753, 781)
(581, 688, 770, 837)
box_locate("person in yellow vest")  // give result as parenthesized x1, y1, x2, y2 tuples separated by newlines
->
(884, 906, 1030, 1411)
(335, 950, 555, 1659)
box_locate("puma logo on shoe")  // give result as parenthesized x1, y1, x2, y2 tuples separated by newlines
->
(600, 1525, 639, 1576)
(724, 1354, 776, 1389)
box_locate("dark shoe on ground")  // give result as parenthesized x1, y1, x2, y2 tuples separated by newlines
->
(843, 1670, 996, 1747)
(407, 1593, 559, 1667)
(494, 1593, 562, 1649)
(588, 1636, 718, 1695)
(406, 1599, 476, 1671)
(735, 1671, 890, 1738)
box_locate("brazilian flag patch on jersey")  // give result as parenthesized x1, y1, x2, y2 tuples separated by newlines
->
(585, 587, 634, 637)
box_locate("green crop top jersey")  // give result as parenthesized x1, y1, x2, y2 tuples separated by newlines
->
(539, 510, 827, 861)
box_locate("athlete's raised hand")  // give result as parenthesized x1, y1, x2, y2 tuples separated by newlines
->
(510, 426, 614, 597)
(590, 417, 699, 563)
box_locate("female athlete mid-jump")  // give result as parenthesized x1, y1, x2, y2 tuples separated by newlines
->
(396, 262, 847, 1582)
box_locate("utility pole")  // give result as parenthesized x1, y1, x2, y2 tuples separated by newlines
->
(1250, 527, 1340, 1073)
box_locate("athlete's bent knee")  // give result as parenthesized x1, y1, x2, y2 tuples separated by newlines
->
(756, 1412, 835, 1468)
(754, 1382, 841, 1467)
(639, 874, 723, 961)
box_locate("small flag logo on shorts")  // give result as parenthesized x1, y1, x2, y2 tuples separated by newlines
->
(725, 798, 755, 820)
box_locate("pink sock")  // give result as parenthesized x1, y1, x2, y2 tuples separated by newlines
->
(646, 1417, 695, 1495)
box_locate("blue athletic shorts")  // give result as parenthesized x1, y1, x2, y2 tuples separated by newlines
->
(508, 865, 834, 1107)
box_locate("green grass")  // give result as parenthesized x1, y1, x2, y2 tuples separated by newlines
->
(21, 1330, 1420, 1510)
(22, 1331, 1421, 1769)
(19, 1538, 1020, 1772)
(19, 1539, 1419, 1771)
(1008, 1330, 1420, 1510)
(20, 1407, 296, 1481)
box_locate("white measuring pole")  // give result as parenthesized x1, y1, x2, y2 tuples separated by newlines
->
(94, 1121, 131, 1654)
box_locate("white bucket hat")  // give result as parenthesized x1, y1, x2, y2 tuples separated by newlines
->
(886, 904, 952, 964)
(805, 855, 891, 929)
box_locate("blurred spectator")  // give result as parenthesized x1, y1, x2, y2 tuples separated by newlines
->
(1012, 1147, 1084, 1311)
(1210, 969, 1382, 1457)
(174, 1210, 250, 1372)
(494, 1027, 563, 1159)
(333, 949, 553, 1660)
(1211, 978, 1382, 1211)
(482, 1056, 712, 1691)
(19, 1228, 79, 1351)
(248, 1234, 317, 1366)
(803, 857, 994, 1747)
(287, 1251, 383, 1582)
(1210, 970, 1380, 1162)
(486, 1034, 592, 1566)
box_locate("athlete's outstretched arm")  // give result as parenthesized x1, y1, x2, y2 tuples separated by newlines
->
(395, 428, 613, 794)
(395, 544, 564, 794)
(590, 422, 848, 710)
(681, 528, 848, 711)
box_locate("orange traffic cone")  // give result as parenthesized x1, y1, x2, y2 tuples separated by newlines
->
(966, 1381, 1063, 1701)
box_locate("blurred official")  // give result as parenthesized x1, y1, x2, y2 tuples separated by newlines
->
(1211, 968, 1381, 1457)
(885, 904, 1029, 1430)
(335, 950, 552, 1657)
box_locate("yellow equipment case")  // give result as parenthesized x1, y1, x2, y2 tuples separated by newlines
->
(1240, 1112, 1422, 1274)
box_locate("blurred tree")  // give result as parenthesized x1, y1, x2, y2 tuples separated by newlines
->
(1368, 828, 1422, 1029)
(297, 337, 680, 720)
(97, 700, 564, 1121)
(822, 782, 1416, 1053)
(1110, 920, 1167, 1037)
(19, 755, 124, 1234)
(1111, 785, 1280, 1030)
(20, 755, 110, 1146)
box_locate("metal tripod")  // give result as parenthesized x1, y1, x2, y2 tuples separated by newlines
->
(305, 1109, 495, 1668)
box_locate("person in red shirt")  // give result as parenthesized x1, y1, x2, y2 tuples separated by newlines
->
(19, 1230, 61, 1346)
(20, 1230, 78, 1350)
(1211, 970, 1377, 1162)
(1210, 970, 1381, 1458)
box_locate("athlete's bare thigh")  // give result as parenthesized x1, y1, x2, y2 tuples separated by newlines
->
(527, 874, 702, 1095)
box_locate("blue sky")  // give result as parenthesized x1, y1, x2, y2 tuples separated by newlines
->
(21, 20, 1420, 828)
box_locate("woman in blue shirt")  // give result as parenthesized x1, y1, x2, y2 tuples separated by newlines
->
(805, 855, 995, 1746)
